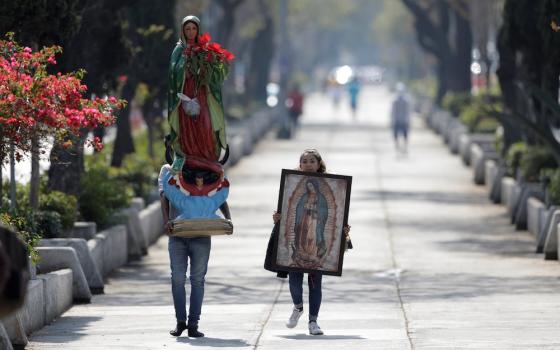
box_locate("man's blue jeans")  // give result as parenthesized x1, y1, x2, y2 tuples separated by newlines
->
(288, 272, 322, 321)
(168, 236, 211, 326)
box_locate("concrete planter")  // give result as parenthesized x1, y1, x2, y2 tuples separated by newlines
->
(88, 224, 127, 277)
(536, 206, 557, 253)
(118, 207, 148, 260)
(225, 132, 244, 167)
(489, 165, 506, 204)
(38, 238, 104, 294)
(470, 143, 499, 185)
(485, 160, 498, 193)
(425, 111, 435, 129)
(443, 118, 462, 145)
(512, 183, 543, 230)
(37, 269, 73, 324)
(28, 257, 36, 280)
(527, 197, 546, 237)
(129, 197, 145, 212)
(501, 177, 518, 214)
(459, 133, 495, 166)
(70, 221, 97, 240)
(432, 111, 451, 135)
(543, 210, 560, 260)
(1, 269, 72, 348)
(36, 247, 91, 303)
(139, 201, 163, 245)
(226, 108, 278, 167)
(449, 124, 468, 154)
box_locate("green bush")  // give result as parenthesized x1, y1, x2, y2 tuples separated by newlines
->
(116, 154, 158, 201)
(473, 118, 500, 133)
(494, 126, 504, 156)
(519, 146, 557, 182)
(0, 211, 42, 264)
(40, 191, 77, 230)
(34, 210, 63, 239)
(458, 99, 499, 134)
(408, 77, 437, 100)
(505, 142, 528, 177)
(2, 179, 78, 234)
(80, 158, 133, 228)
(543, 168, 560, 205)
(132, 127, 167, 167)
(442, 92, 471, 117)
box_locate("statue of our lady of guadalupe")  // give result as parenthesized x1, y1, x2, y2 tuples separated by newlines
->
(166, 15, 235, 199)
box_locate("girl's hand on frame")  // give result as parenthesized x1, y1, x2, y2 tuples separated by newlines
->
(343, 225, 351, 241)
(272, 211, 281, 224)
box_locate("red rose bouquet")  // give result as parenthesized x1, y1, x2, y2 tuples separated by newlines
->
(183, 32, 235, 91)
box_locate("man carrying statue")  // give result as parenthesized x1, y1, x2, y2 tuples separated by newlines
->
(159, 15, 234, 338)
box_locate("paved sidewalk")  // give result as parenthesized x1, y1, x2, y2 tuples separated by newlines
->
(28, 87, 560, 349)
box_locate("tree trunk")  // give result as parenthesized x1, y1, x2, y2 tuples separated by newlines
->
(496, 27, 522, 155)
(246, 3, 274, 104)
(142, 101, 155, 158)
(9, 144, 16, 211)
(402, 0, 452, 105)
(29, 137, 40, 210)
(47, 135, 85, 197)
(0, 155, 3, 204)
(447, 8, 472, 93)
(111, 81, 136, 167)
(215, 0, 244, 50)
(435, 59, 448, 105)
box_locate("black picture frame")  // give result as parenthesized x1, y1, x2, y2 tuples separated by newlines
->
(271, 169, 352, 276)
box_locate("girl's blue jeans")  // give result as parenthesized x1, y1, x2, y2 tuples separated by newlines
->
(288, 271, 323, 321)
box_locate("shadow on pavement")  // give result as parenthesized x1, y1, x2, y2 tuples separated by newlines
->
(437, 237, 537, 256)
(358, 189, 486, 206)
(278, 334, 365, 340)
(175, 336, 251, 347)
(400, 272, 560, 300)
(31, 316, 102, 342)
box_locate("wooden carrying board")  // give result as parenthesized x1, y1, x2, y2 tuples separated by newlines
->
(171, 218, 233, 237)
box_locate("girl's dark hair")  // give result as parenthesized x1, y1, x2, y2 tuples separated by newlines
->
(299, 149, 326, 173)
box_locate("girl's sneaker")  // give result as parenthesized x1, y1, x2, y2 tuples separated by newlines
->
(286, 308, 304, 328)
(308, 321, 323, 335)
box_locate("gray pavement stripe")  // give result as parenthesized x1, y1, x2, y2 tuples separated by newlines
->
(252, 279, 285, 349)
(376, 153, 415, 350)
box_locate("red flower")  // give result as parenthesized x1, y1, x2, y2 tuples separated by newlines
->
(199, 32, 211, 46)
(223, 50, 235, 61)
(0, 35, 123, 160)
(208, 42, 222, 52)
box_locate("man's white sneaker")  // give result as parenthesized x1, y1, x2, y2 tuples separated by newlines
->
(308, 321, 323, 335)
(285, 308, 303, 328)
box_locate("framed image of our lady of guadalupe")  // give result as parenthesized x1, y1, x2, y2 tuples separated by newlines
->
(271, 169, 352, 276)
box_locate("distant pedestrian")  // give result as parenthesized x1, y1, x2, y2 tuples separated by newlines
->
(390, 83, 410, 152)
(347, 77, 361, 119)
(327, 80, 342, 109)
(269, 149, 351, 336)
(286, 85, 304, 129)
